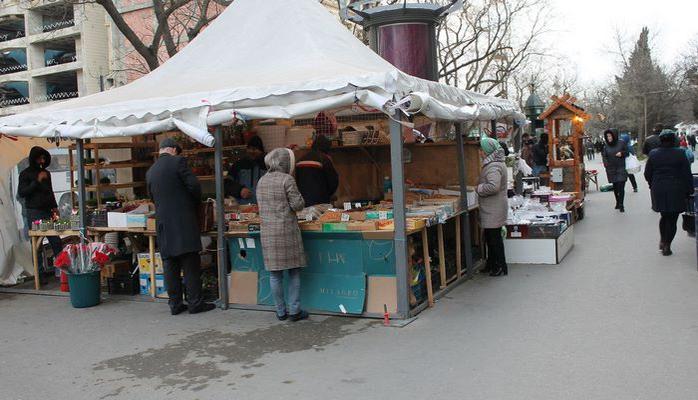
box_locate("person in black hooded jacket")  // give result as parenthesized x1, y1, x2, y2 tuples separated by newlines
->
(644, 130, 694, 256)
(17, 146, 62, 257)
(295, 135, 339, 207)
(602, 128, 629, 212)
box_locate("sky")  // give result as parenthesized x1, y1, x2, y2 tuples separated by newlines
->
(549, 0, 698, 85)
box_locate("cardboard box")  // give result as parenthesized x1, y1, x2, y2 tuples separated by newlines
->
(366, 210, 394, 220)
(366, 276, 397, 315)
(347, 211, 367, 221)
(146, 217, 156, 232)
(108, 212, 148, 228)
(299, 221, 322, 231)
(322, 223, 348, 232)
(377, 220, 394, 231)
(137, 252, 163, 274)
(139, 273, 166, 296)
(229, 271, 258, 304)
(347, 221, 378, 231)
(406, 218, 426, 231)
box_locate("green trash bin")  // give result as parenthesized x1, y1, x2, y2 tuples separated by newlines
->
(67, 271, 101, 308)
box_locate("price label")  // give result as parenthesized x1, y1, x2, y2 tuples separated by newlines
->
(343, 202, 352, 211)
(341, 213, 350, 222)
(379, 211, 388, 220)
(355, 202, 362, 209)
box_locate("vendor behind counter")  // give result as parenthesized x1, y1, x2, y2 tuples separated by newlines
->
(225, 135, 266, 204)
(296, 135, 339, 207)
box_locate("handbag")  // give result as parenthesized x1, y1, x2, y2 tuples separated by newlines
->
(625, 154, 641, 174)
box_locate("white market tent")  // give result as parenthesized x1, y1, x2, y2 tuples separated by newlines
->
(0, 0, 524, 143)
(0, 0, 525, 316)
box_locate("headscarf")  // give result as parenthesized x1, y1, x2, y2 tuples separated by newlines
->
(312, 111, 337, 136)
(264, 148, 296, 175)
(480, 136, 501, 156)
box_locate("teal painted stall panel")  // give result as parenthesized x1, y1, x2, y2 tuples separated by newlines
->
(304, 236, 365, 275)
(228, 237, 264, 272)
(362, 239, 395, 275)
(301, 272, 366, 314)
(227, 232, 394, 314)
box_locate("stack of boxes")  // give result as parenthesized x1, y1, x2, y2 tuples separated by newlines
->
(138, 253, 166, 297)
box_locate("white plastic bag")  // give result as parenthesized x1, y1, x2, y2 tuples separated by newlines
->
(518, 157, 533, 176)
(625, 154, 641, 174)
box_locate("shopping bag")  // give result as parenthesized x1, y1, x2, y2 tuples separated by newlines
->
(625, 154, 641, 174)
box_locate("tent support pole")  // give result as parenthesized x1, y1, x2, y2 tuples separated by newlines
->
(513, 124, 524, 195)
(214, 127, 229, 310)
(76, 139, 87, 242)
(455, 123, 474, 274)
(390, 116, 409, 319)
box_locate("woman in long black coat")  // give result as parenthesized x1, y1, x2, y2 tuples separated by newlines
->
(601, 129, 629, 212)
(644, 131, 694, 256)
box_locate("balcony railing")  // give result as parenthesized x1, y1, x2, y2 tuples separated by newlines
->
(0, 96, 29, 107)
(42, 19, 75, 33)
(0, 63, 28, 75)
(0, 31, 26, 43)
(46, 54, 76, 67)
(36, 90, 78, 102)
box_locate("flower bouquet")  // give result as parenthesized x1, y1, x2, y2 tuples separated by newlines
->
(54, 242, 116, 308)
(54, 242, 116, 274)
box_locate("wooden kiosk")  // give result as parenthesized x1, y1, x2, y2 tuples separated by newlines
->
(538, 94, 591, 202)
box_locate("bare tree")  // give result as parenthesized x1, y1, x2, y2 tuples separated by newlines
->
(78, 0, 230, 72)
(436, 0, 551, 96)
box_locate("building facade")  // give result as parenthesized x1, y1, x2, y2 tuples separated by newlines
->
(0, 0, 109, 116)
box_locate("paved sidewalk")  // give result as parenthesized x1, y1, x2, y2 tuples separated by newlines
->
(1, 158, 697, 400)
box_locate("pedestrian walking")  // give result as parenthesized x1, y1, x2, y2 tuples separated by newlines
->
(644, 130, 693, 256)
(602, 129, 629, 213)
(643, 123, 663, 156)
(147, 138, 215, 315)
(620, 132, 638, 192)
(17, 147, 62, 267)
(256, 148, 309, 321)
(585, 139, 595, 161)
(689, 132, 697, 152)
(476, 137, 508, 277)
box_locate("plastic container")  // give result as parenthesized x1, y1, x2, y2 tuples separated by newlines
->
(67, 271, 101, 308)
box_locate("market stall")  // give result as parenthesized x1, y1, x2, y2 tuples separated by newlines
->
(501, 94, 589, 265)
(0, 0, 525, 319)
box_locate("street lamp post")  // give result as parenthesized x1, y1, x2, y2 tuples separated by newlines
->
(639, 90, 669, 150)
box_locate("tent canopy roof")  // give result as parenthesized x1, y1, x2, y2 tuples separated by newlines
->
(0, 0, 524, 144)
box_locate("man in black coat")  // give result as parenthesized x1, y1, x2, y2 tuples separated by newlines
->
(17, 147, 62, 260)
(147, 138, 214, 315)
(644, 131, 694, 256)
(295, 135, 339, 206)
(642, 123, 663, 156)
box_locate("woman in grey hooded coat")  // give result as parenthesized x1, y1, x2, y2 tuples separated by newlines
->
(477, 137, 509, 277)
(256, 148, 308, 321)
